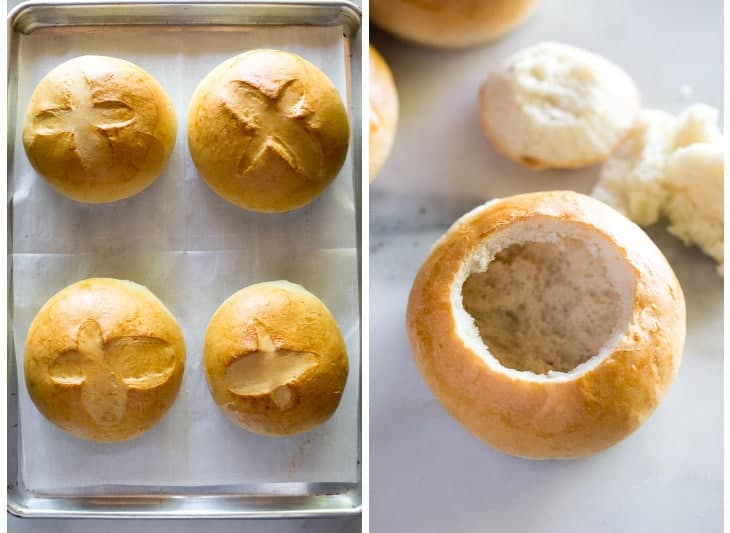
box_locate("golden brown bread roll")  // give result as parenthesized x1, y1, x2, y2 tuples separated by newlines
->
(188, 50, 350, 213)
(369, 45, 399, 182)
(204, 281, 349, 436)
(22, 55, 177, 203)
(371, 0, 538, 48)
(407, 191, 685, 459)
(24, 278, 186, 443)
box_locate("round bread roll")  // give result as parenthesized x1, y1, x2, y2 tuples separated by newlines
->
(188, 50, 350, 213)
(407, 191, 685, 459)
(24, 278, 186, 443)
(479, 42, 640, 169)
(369, 45, 399, 182)
(204, 281, 349, 436)
(371, 0, 538, 48)
(22, 55, 177, 203)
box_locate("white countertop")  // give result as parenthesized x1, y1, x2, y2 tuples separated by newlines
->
(370, 0, 723, 531)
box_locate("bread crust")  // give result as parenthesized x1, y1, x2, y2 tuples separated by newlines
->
(188, 50, 350, 213)
(22, 55, 177, 203)
(24, 278, 186, 443)
(371, 0, 538, 48)
(203, 281, 349, 436)
(369, 45, 399, 182)
(406, 191, 685, 459)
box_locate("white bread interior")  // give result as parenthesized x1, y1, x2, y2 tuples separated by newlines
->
(479, 42, 639, 169)
(592, 103, 724, 274)
(454, 216, 635, 379)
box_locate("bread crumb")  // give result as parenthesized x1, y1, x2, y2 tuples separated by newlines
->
(679, 83, 694, 100)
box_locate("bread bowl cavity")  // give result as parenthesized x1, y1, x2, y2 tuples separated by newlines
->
(455, 217, 635, 379)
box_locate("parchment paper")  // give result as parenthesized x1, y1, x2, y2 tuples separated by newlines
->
(12, 25, 359, 492)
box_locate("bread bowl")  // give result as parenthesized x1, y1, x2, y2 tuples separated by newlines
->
(479, 42, 640, 169)
(22, 55, 177, 203)
(371, 0, 538, 48)
(188, 50, 350, 213)
(406, 191, 685, 459)
(24, 278, 186, 443)
(203, 281, 349, 436)
(369, 45, 399, 182)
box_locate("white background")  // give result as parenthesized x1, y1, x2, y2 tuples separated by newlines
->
(371, 0, 723, 532)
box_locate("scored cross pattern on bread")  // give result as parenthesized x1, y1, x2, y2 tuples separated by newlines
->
(221, 78, 323, 182)
(225, 320, 318, 410)
(31, 71, 137, 173)
(48, 318, 176, 426)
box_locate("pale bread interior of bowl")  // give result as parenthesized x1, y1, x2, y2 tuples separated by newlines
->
(452, 217, 636, 381)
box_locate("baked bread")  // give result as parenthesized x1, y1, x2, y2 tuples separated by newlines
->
(371, 0, 538, 48)
(593, 104, 724, 274)
(369, 45, 399, 182)
(203, 281, 349, 436)
(407, 191, 685, 459)
(188, 50, 350, 213)
(479, 42, 640, 169)
(591, 110, 676, 226)
(22, 55, 177, 203)
(24, 278, 186, 443)
(663, 142, 724, 275)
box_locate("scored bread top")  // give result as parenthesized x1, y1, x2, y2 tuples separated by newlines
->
(24, 278, 186, 442)
(22, 55, 177, 203)
(203, 281, 349, 436)
(187, 50, 350, 213)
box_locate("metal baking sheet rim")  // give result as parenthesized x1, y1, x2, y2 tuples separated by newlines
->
(6, 0, 362, 520)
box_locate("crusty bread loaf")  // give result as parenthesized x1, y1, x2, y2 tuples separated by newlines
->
(371, 0, 538, 48)
(369, 45, 399, 182)
(24, 278, 186, 443)
(479, 42, 640, 169)
(188, 50, 350, 213)
(22, 55, 177, 203)
(407, 191, 685, 459)
(203, 281, 349, 436)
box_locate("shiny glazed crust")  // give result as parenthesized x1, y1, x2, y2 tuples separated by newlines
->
(24, 278, 186, 443)
(22, 55, 177, 203)
(406, 191, 685, 459)
(369, 45, 399, 182)
(371, 0, 538, 48)
(188, 50, 350, 213)
(203, 281, 349, 436)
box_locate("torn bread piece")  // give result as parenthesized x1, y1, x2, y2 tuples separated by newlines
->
(592, 104, 724, 275)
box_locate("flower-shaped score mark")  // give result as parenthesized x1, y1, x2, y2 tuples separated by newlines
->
(221, 79, 324, 182)
(32, 72, 137, 170)
(48, 319, 175, 426)
(225, 321, 318, 410)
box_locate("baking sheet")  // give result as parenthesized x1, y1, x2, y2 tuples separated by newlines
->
(370, 0, 722, 531)
(12, 24, 359, 492)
